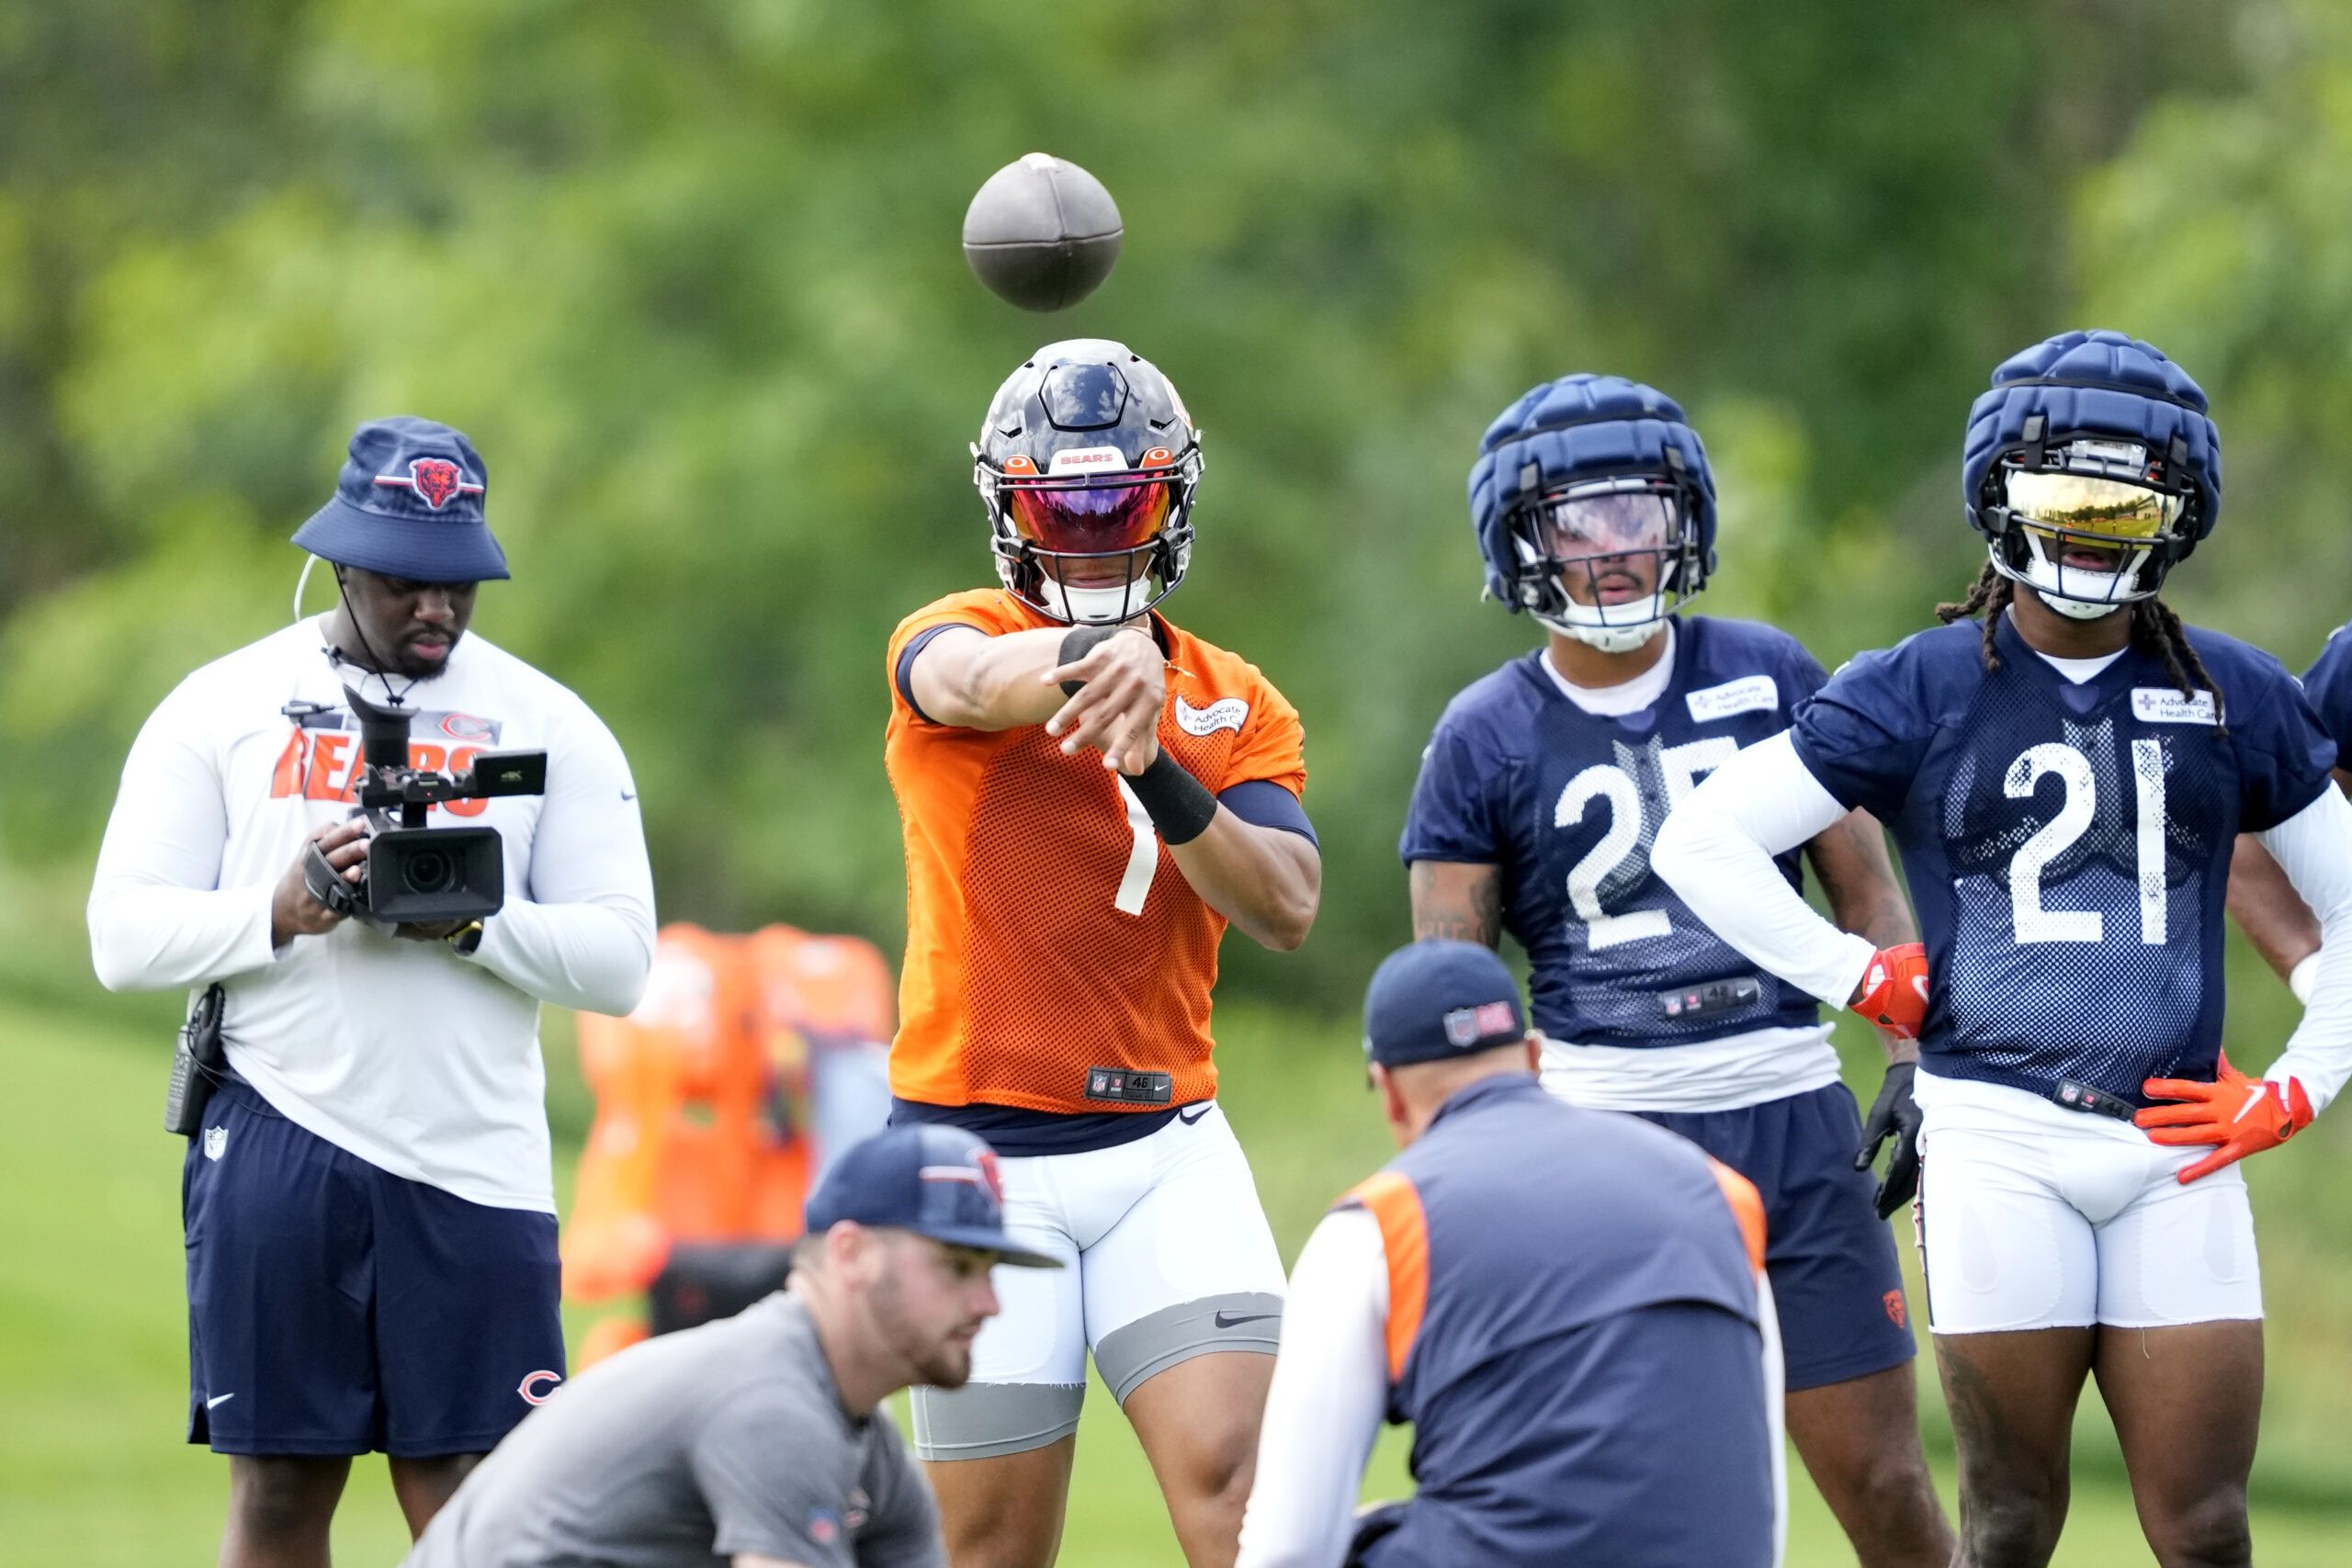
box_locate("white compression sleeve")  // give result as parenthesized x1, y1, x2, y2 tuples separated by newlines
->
(1235, 1208, 1389, 1568)
(463, 704, 656, 1017)
(2254, 785, 2352, 1112)
(1651, 731, 1877, 1007)
(88, 694, 281, 992)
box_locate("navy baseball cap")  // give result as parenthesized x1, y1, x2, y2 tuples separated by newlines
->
(1363, 941, 1530, 1068)
(804, 1125, 1061, 1269)
(291, 416, 510, 582)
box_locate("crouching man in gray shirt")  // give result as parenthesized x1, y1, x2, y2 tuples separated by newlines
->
(405, 1125, 1061, 1567)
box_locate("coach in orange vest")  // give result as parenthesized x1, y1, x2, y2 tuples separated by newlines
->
(1238, 941, 1783, 1568)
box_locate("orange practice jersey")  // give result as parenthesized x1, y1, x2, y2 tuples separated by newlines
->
(885, 589, 1307, 1116)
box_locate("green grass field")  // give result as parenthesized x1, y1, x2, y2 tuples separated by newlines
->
(6, 995, 2351, 1564)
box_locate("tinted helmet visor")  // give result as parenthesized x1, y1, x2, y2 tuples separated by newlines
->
(1003, 475, 1175, 557)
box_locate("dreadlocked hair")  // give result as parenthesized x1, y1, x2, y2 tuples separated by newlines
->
(2130, 593, 2228, 735)
(1936, 560, 2226, 733)
(1935, 560, 2013, 672)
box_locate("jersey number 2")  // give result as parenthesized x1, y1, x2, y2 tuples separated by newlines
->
(2005, 739, 2167, 944)
(1555, 739, 1739, 951)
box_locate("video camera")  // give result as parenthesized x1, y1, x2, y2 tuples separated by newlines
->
(303, 683, 548, 930)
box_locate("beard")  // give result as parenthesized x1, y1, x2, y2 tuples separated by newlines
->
(868, 1269, 978, 1389)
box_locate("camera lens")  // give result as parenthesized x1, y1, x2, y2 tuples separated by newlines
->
(402, 849, 458, 895)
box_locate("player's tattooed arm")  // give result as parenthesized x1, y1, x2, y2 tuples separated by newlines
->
(1803, 810, 1921, 1060)
(1408, 861, 1503, 949)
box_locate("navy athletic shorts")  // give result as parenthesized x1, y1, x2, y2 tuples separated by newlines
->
(1637, 1082, 1915, 1391)
(181, 1074, 564, 1457)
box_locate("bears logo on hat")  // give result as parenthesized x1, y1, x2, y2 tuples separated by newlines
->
(374, 457, 484, 513)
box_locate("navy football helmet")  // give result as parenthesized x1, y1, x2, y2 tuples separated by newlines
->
(1469, 375, 1717, 652)
(973, 340, 1203, 625)
(1962, 329, 2222, 619)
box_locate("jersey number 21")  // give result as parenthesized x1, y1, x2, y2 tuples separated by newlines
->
(2006, 739, 2169, 945)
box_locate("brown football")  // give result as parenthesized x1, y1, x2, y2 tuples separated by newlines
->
(962, 153, 1124, 312)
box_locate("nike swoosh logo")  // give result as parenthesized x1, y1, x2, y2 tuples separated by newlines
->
(206, 1393, 236, 1409)
(1176, 1104, 1212, 1124)
(1214, 1311, 1277, 1329)
(620, 790, 637, 802)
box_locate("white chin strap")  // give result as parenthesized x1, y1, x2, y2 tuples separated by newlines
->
(1990, 542, 2145, 621)
(1534, 593, 1672, 652)
(1036, 575, 1151, 626)
(292, 554, 325, 623)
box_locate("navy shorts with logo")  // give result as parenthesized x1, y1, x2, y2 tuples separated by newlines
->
(1636, 1082, 1915, 1391)
(182, 1075, 565, 1456)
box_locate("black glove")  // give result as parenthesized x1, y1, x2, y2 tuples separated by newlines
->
(1854, 1060, 1922, 1221)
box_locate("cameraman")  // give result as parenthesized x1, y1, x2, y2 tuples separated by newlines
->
(87, 417, 656, 1567)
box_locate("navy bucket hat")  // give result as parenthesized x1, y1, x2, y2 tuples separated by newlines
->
(292, 416, 510, 582)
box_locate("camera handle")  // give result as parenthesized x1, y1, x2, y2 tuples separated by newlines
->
(303, 839, 370, 921)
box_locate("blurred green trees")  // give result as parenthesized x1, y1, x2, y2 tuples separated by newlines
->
(4, 0, 2323, 1004)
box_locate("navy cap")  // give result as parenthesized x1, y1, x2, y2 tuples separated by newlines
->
(804, 1125, 1062, 1269)
(1363, 941, 1530, 1068)
(292, 416, 510, 582)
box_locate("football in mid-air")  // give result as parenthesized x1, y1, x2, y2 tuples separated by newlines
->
(961, 152, 1123, 312)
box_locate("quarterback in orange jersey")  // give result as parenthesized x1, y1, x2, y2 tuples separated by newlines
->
(886, 339, 1321, 1568)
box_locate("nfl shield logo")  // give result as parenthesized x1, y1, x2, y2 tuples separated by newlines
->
(203, 1126, 228, 1161)
(1442, 1007, 1482, 1047)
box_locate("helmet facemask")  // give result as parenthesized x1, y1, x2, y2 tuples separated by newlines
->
(1984, 435, 2194, 621)
(1505, 475, 1704, 652)
(977, 448, 1202, 626)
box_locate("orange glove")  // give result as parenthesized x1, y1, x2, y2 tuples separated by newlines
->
(2136, 1051, 2315, 1184)
(1849, 942, 1929, 1041)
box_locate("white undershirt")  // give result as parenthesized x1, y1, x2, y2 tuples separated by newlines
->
(1538, 622, 1678, 716)
(1238, 1203, 1788, 1568)
(88, 618, 657, 1209)
(2036, 647, 2128, 683)
(1653, 730, 2352, 1113)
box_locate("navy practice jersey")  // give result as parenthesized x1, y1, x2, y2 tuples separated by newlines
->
(2302, 621, 2352, 759)
(1403, 617, 1830, 1047)
(1792, 614, 2335, 1105)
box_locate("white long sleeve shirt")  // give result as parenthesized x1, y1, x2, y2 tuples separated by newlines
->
(89, 618, 656, 1210)
(1655, 729, 2352, 1112)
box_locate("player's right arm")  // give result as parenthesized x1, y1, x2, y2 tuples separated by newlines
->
(1408, 861, 1503, 948)
(1401, 704, 1511, 951)
(908, 623, 1170, 769)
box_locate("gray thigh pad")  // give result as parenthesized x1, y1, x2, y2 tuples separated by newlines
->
(909, 1381, 1083, 1461)
(1094, 1292, 1283, 1405)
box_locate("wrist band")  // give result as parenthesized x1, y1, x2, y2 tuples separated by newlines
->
(1127, 752, 1218, 845)
(1057, 625, 1129, 697)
